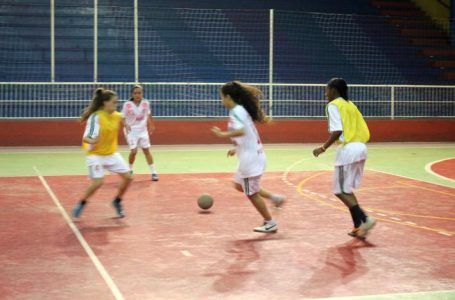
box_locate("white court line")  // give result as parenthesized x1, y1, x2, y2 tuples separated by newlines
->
(439, 232, 452, 236)
(180, 250, 194, 257)
(282, 156, 321, 187)
(33, 166, 125, 300)
(424, 157, 455, 184)
(368, 168, 455, 189)
(309, 289, 455, 300)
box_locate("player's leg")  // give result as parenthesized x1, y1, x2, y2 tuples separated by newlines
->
(249, 193, 272, 221)
(233, 172, 244, 193)
(73, 157, 105, 218)
(81, 179, 104, 200)
(139, 133, 158, 181)
(233, 182, 244, 192)
(142, 148, 159, 181)
(108, 153, 133, 217)
(126, 132, 139, 171)
(128, 148, 138, 171)
(258, 188, 286, 207)
(346, 161, 376, 238)
(244, 176, 277, 233)
(334, 162, 375, 238)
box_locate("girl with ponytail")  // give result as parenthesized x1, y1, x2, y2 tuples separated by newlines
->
(73, 88, 132, 219)
(211, 81, 286, 233)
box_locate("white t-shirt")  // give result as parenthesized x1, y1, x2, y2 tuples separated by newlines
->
(327, 101, 367, 166)
(83, 113, 100, 140)
(83, 113, 100, 152)
(121, 100, 151, 133)
(228, 105, 266, 178)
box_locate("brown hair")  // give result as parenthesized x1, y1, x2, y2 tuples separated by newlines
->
(220, 81, 268, 123)
(129, 84, 143, 101)
(80, 88, 116, 122)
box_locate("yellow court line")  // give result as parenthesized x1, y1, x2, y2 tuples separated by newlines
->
(357, 185, 408, 192)
(398, 181, 455, 197)
(296, 173, 455, 220)
(298, 172, 455, 220)
(295, 177, 455, 235)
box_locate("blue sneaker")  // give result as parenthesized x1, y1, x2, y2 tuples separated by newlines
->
(72, 201, 86, 218)
(112, 199, 125, 218)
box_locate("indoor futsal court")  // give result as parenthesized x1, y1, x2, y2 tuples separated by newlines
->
(0, 144, 454, 299)
(1, 0, 455, 299)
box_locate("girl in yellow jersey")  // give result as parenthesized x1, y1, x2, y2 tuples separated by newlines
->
(313, 78, 376, 240)
(72, 88, 132, 218)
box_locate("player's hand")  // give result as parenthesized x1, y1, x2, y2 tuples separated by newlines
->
(84, 136, 99, 144)
(148, 125, 155, 135)
(125, 124, 131, 134)
(211, 126, 225, 138)
(313, 147, 325, 157)
(227, 149, 236, 157)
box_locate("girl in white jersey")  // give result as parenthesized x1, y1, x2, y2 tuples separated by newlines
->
(122, 85, 159, 181)
(212, 81, 285, 233)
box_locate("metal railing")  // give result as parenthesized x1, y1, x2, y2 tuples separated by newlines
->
(0, 82, 453, 119)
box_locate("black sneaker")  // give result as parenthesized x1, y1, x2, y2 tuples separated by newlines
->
(72, 201, 86, 218)
(112, 199, 125, 218)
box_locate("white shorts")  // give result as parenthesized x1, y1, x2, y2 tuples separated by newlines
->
(86, 152, 130, 179)
(234, 172, 262, 196)
(125, 130, 150, 150)
(333, 160, 365, 194)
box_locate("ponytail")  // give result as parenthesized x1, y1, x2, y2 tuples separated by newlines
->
(221, 81, 268, 123)
(80, 88, 116, 122)
(327, 78, 348, 100)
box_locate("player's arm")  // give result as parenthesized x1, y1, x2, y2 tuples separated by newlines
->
(313, 131, 342, 157)
(212, 111, 246, 138)
(211, 127, 245, 138)
(313, 104, 343, 157)
(227, 148, 236, 157)
(147, 113, 155, 134)
(121, 103, 131, 134)
(83, 114, 100, 144)
(120, 118, 131, 134)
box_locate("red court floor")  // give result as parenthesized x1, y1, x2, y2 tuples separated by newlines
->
(0, 171, 454, 299)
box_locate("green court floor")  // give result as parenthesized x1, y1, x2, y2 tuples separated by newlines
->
(1, 143, 454, 188)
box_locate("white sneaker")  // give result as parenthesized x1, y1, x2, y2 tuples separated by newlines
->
(271, 194, 286, 208)
(254, 222, 278, 233)
(357, 217, 377, 239)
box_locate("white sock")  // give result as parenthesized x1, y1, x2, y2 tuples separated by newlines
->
(265, 219, 276, 225)
(149, 164, 157, 174)
(129, 164, 133, 171)
(271, 194, 283, 202)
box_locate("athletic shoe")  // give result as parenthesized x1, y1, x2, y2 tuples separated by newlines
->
(272, 194, 286, 208)
(356, 217, 377, 239)
(254, 222, 278, 233)
(347, 227, 361, 238)
(72, 202, 86, 218)
(152, 174, 159, 181)
(112, 199, 125, 218)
